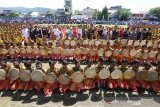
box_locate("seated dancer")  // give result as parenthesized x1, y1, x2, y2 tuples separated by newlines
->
(0, 44, 6, 59)
(117, 60, 129, 89)
(0, 60, 11, 90)
(112, 44, 120, 61)
(150, 61, 160, 93)
(124, 60, 140, 92)
(10, 59, 23, 90)
(84, 62, 96, 90)
(47, 42, 53, 60)
(88, 45, 97, 62)
(104, 42, 113, 61)
(34, 61, 45, 92)
(43, 61, 59, 96)
(70, 60, 84, 92)
(8, 43, 16, 59)
(138, 61, 152, 90)
(58, 61, 72, 93)
(95, 58, 106, 88)
(81, 44, 89, 62)
(97, 44, 104, 62)
(107, 59, 119, 89)
(22, 61, 34, 91)
(74, 44, 82, 61)
(52, 42, 62, 61)
(15, 42, 22, 59)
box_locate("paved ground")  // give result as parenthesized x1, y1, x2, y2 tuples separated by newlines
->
(0, 62, 160, 107)
(0, 89, 160, 107)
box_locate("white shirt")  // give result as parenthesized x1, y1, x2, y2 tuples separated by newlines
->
(78, 28, 82, 37)
(53, 28, 60, 36)
(22, 28, 29, 40)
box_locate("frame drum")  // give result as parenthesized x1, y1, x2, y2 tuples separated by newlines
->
(71, 72, 84, 83)
(8, 68, 19, 80)
(98, 68, 110, 79)
(31, 69, 44, 82)
(0, 69, 6, 80)
(19, 70, 31, 82)
(111, 69, 122, 79)
(58, 74, 71, 85)
(85, 68, 96, 78)
(44, 72, 57, 84)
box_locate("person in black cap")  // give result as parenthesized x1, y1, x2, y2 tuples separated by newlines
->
(59, 60, 71, 75)
(156, 61, 160, 80)
(85, 61, 92, 69)
(35, 61, 45, 73)
(97, 58, 105, 71)
(72, 60, 82, 72)
(120, 60, 128, 73)
(13, 59, 21, 69)
(143, 61, 152, 71)
(0, 59, 11, 73)
(24, 60, 32, 71)
(46, 60, 57, 74)
(131, 60, 140, 73)
(109, 59, 117, 73)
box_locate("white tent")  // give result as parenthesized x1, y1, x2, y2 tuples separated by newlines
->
(30, 12, 39, 17)
(71, 15, 88, 20)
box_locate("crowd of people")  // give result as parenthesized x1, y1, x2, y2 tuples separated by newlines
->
(0, 21, 160, 96)
(0, 23, 159, 63)
(0, 58, 160, 96)
(0, 16, 160, 25)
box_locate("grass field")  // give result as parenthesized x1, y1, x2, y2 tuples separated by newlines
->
(37, 24, 128, 28)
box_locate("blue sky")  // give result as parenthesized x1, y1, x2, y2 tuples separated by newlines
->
(0, 0, 159, 12)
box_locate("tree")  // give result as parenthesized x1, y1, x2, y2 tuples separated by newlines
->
(101, 6, 109, 20)
(115, 9, 131, 21)
(26, 11, 33, 17)
(149, 7, 160, 19)
(92, 10, 102, 20)
(7, 11, 19, 17)
(46, 11, 55, 17)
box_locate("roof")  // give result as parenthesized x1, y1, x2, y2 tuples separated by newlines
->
(31, 12, 39, 17)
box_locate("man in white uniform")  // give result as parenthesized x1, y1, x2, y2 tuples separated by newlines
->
(22, 26, 29, 41)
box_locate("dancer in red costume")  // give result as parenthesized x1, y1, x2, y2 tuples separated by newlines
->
(10, 60, 22, 91)
(123, 60, 140, 92)
(58, 61, 71, 93)
(22, 61, 34, 91)
(118, 60, 129, 89)
(151, 61, 160, 93)
(70, 61, 84, 92)
(138, 62, 152, 90)
(34, 61, 45, 92)
(83, 62, 96, 90)
(43, 61, 59, 96)
(0, 60, 11, 91)
(95, 58, 106, 88)
(107, 60, 118, 89)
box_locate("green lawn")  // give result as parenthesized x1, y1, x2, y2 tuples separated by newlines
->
(37, 24, 128, 28)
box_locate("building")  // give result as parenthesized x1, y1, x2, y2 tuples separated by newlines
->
(3, 10, 12, 14)
(109, 5, 122, 10)
(64, 0, 72, 15)
(108, 5, 130, 19)
(30, 12, 39, 17)
(108, 5, 130, 14)
(56, 9, 65, 17)
(74, 7, 96, 19)
(130, 11, 150, 20)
